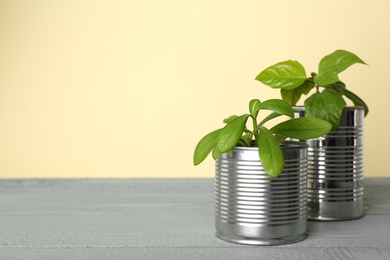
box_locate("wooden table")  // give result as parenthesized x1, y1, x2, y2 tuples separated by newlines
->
(0, 178, 389, 260)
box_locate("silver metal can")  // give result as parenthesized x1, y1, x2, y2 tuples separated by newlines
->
(215, 141, 308, 245)
(294, 106, 364, 221)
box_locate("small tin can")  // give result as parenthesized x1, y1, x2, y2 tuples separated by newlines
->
(294, 106, 364, 221)
(215, 142, 308, 245)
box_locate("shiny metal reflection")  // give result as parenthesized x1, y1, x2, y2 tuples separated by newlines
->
(294, 107, 364, 221)
(215, 142, 308, 245)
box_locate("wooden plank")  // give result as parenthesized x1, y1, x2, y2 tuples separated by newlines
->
(2, 248, 390, 260)
(0, 178, 389, 260)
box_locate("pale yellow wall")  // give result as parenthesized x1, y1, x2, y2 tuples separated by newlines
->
(0, 0, 389, 178)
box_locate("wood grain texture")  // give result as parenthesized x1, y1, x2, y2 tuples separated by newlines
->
(0, 178, 389, 260)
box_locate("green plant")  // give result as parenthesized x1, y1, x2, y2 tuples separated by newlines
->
(255, 49, 369, 130)
(193, 98, 331, 178)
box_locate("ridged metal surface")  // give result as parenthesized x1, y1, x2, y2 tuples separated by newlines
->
(294, 107, 364, 221)
(215, 142, 307, 245)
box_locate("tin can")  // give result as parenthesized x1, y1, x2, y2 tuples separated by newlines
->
(294, 106, 364, 221)
(215, 141, 308, 245)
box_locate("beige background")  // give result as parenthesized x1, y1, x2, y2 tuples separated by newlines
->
(0, 0, 389, 178)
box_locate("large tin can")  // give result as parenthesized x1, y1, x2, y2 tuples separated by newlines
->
(215, 141, 308, 245)
(294, 106, 364, 221)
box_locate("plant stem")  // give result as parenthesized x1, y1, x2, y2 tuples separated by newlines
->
(252, 116, 259, 144)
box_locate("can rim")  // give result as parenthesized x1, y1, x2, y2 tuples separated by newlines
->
(293, 105, 364, 111)
(233, 141, 308, 151)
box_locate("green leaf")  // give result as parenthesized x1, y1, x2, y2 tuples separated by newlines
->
(223, 115, 238, 124)
(216, 114, 250, 154)
(258, 112, 282, 126)
(255, 60, 307, 90)
(314, 50, 367, 86)
(332, 85, 369, 116)
(274, 134, 287, 143)
(212, 145, 222, 160)
(304, 88, 347, 130)
(258, 99, 294, 117)
(239, 132, 253, 147)
(328, 81, 346, 89)
(193, 129, 222, 165)
(249, 99, 262, 118)
(270, 117, 331, 139)
(281, 79, 314, 105)
(258, 126, 284, 178)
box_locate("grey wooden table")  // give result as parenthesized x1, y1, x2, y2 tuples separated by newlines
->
(0, 178, 389, 260)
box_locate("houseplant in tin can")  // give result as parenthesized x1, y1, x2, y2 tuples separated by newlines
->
(193, 98, 331, 245)
(255, 49, 369, 221)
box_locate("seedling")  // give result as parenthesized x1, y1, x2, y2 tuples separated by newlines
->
(193, 99, 331, 178)
(255, 49, 368, 130)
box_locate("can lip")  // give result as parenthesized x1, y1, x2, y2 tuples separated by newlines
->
(233, 141, 308, 151)
(293, 105, 364, 111)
